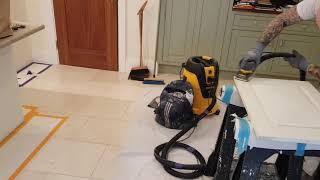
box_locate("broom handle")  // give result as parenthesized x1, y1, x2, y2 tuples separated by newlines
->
(139, 13, 143, 67)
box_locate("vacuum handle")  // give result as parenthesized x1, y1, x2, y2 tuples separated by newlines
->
(260, 52, 295, 63)
(260, 52, 306, 81)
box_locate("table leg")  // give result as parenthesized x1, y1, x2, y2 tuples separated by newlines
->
(275, 154, 289, 180)
(239, 148, 276, 180)
(207, 104, 246, 179)
(232, 153, 245, 180)
(287, 155, 304, 180)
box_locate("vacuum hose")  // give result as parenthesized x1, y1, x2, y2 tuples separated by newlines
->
(260, 52, 306, 81)
(154, 99, 217, 179)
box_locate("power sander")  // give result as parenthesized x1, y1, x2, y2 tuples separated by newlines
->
(182, 56, 220, 115)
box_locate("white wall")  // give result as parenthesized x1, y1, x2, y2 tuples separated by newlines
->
(10, 0, 33, 71)
(10, 0, 160, 73)
(25, 0, 59, 65)
(125, 0, 160, 73)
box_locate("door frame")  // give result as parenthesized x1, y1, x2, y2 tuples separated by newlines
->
(53, 0, 120, 71)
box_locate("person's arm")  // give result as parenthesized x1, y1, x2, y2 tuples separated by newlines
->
(240, 0, 318, 71)
(258, 7, 302, 46)
(239, 7, 302, 71)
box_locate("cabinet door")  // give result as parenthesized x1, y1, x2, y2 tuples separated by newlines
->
(225, 30, 275, 73)
(158, 0, 200, 65)
(271, 34, 320, 76)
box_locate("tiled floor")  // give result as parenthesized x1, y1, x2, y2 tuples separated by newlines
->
(14, 65, 319, 179)
(17, 65, 200, 180)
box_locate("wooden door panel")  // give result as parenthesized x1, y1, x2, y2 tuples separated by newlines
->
(53, 0, 118, 71)
(65, 0, 106, 50)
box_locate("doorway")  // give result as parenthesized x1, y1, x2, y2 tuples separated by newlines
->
(53, 0, 118, 71)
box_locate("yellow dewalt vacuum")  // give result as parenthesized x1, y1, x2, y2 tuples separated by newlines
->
(182, 56, 220, 115)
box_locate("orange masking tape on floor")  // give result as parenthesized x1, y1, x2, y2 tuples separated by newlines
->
(0, 105, 67, 180)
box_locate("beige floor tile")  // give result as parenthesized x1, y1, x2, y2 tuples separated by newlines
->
(26, 139, 106, 178)
(16, 171, 101, 180)
(0, 134, 44, 180)
(0, 116, 61, 180)
(16, 170, 47, 180)
(91, 146, 120, 179)
(20, 88, 131, 120)
(33, 65, 100, 83)
(45, 173, 101, 180)
(21, 116, 60, 136)
(90, 70, 141, 87)
(55, 116, 129, 146)
(25, 65, 148, 102)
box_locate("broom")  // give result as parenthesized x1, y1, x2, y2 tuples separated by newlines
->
(128, 0, 150, 81)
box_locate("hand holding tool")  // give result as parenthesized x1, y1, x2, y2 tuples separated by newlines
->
(239, 42, 266, 73)
(236, 52, 296, 82)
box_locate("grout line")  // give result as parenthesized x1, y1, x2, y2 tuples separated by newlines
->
(90, 145, 109, 177)
(25, 170, 103, 180)
(51, 135, 121, 147)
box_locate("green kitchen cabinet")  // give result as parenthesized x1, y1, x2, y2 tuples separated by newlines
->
(157, 0, 230, 66)
(157, 0, 320, 77)
(157, 0, 199, 66)
(270, 34, 320, 76)
(224, 30, 276, 73)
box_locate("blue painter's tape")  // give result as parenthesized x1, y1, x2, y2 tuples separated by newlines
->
(236, 117, 250, 155)
(222, 85, 234, 105)
(295, 143, 306, 156)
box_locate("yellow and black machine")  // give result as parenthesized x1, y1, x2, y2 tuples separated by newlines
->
(154, 56, 221, 179)
(182, 56, 220, 116)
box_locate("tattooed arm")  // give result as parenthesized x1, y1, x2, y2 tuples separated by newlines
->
(258, 7, 302, 46)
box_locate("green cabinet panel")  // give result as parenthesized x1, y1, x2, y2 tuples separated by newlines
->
(225, 30, 275, 73)
(159, 0, 199, 65)
(196, 0, 228, 60)
(157, 0, 229, 66)
(270, 34, 320, 75)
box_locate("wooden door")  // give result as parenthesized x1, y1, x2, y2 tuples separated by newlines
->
(53, 0, 118, 71)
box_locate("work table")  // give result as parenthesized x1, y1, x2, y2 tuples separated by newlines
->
(0, 24, 44, 49)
